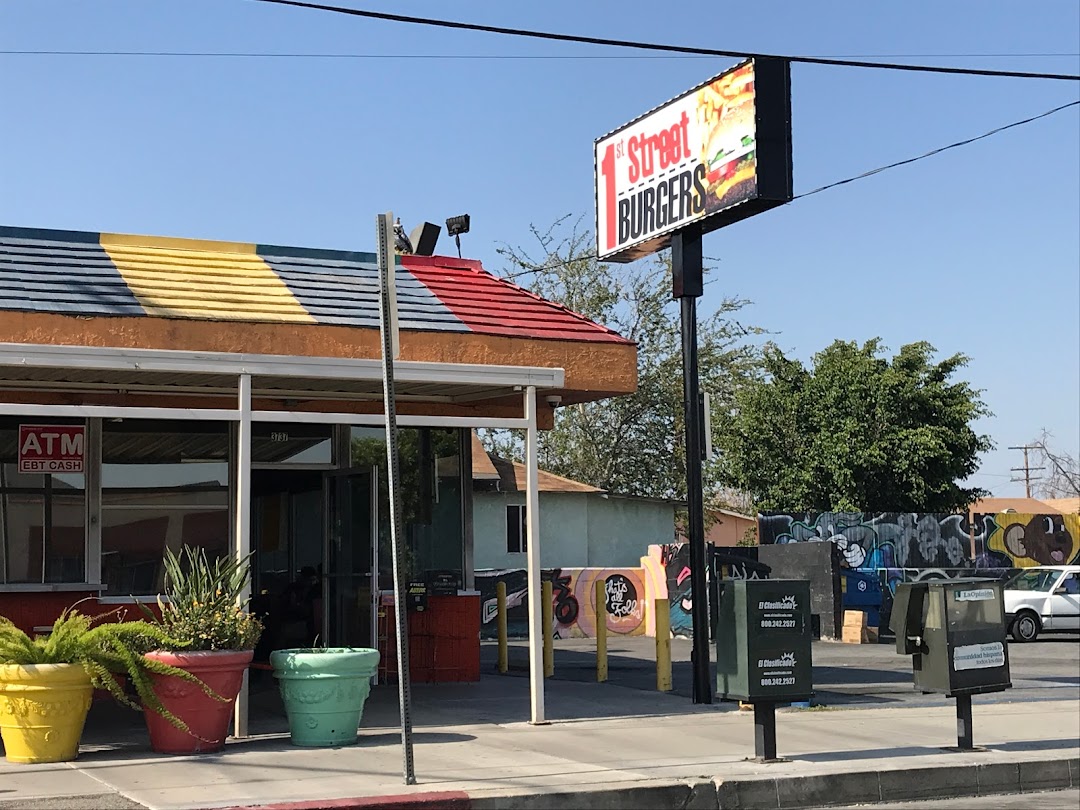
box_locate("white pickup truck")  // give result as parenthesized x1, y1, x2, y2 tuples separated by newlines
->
(1003, 565, 1080, 642)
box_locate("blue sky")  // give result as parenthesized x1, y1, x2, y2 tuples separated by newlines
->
(2, 0, 1078, 498)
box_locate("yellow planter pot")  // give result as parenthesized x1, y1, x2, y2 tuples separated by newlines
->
(0, 663, 93, 764)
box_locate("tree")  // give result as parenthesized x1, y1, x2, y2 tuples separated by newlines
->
(485, 216, 765, 507)
(717, 339, 993, 513)
(1030, 430, 1080, 498)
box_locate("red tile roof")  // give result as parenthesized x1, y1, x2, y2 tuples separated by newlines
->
(402, 255, 631, 344)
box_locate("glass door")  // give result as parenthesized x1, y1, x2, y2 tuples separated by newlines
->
(322, 466, 379, 649)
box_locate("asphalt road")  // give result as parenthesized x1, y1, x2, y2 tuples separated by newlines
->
(483, 632, 1080, 708)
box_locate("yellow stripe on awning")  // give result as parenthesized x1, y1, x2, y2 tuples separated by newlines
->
(100, 232, 315, 323)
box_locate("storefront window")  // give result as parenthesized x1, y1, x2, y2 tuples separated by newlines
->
(101, 420, 229, 596)
(0, 420, 86, 584)
(253, 424, 334, 466)
(350, 427, 465, 589)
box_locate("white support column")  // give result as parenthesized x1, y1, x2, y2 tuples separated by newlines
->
(524, 385, 545, 724)
(233, 373, 252, 739)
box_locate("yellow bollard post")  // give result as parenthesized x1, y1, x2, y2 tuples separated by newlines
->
(595, 579, 608, 683)
(655, 598, 672, 692)
(542, 580, 554, 677)
(497, 581, 508, 674)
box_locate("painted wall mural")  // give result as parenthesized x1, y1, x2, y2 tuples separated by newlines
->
(758, 512, 975, 571)
(975, 512, 1080, 569)
(475, 567, 647, 640)
(758, 510, 1080, 631)
(640, 543, 695, 638)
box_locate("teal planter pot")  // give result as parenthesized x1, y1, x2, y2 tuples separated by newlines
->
(270, 647, 380, 747)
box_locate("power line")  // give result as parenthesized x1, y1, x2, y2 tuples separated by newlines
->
(499, 99, 1080, 275)
(3, 49, 1079, 60)
(793, 100, 1080, 200)
(247, 0, 1080, 81)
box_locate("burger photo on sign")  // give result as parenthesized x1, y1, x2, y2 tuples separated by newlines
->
(696, 63, 758, 214)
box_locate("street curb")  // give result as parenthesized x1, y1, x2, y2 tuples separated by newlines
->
(713, 755, 1080, 809)
(215, 792, 471, 810)
(207, 755, 1080, 810)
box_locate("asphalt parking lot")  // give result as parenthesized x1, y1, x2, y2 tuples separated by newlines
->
(482, 632, 1080, 708)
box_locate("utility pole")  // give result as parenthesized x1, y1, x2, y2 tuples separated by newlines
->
(1008, 444, 1044, 498)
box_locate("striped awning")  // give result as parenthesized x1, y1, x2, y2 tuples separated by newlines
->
(0, 226, 630, 344)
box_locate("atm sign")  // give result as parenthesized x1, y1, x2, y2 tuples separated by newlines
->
(18, 425, 85, 474)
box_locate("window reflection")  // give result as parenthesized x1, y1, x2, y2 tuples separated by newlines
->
(101, 421, 229, 596)
(253, 424, 333, 465)
(350, 428, 464, 589)
(0, 419, 86, 584)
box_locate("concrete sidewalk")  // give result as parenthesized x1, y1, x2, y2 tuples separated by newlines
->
(1, 673, 1077, 810)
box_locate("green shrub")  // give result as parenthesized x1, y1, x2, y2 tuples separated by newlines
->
(0, 608, 220, 732)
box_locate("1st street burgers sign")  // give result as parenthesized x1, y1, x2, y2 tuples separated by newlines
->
(595, 58, 793, 263)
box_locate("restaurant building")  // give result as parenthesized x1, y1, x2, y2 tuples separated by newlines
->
(0, 224, 636, 725)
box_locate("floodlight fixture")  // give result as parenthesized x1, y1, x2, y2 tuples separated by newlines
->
(445, 214, 471, 258)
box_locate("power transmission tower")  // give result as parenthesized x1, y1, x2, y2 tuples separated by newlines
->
(1008, 444, 1044, 498)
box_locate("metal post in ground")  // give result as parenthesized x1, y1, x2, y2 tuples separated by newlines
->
(955, 694, 974, 750)
(672, 225, 712, 705)
(753, 702, 778, 761)
(542, 580, 554, 678)
(595, 579, 608, 683)
(497, 581, 508, 674)
(655, 598, 672, 692)
(523, 386, 545, 724)
(376, 211, 415, 785)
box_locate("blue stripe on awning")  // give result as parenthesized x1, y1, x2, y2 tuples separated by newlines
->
(260, 250, 469, 332)
(0, 228, 144, 316)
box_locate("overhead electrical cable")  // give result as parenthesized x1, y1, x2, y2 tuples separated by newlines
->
(793, 99, 1080, 199)
(499, 99, 1080, 274)
(246, 0, 1080, 81)
(3, 50, 1079, 60)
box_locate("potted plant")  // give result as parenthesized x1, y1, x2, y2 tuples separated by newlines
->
(0, 608, 209, 764)
(270, 645, 380, 747)
(139, 545, 262, 755)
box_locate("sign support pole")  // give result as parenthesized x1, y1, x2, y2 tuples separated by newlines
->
(955, 694, 974, 750)
(376, 211, 415, 785)
(672, 224, 713, 706)
(753, 701, 778, 761)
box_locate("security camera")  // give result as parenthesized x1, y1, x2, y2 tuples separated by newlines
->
(545, 395, 562, 406)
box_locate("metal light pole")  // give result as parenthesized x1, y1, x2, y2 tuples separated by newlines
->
(672, 223, 713, 705)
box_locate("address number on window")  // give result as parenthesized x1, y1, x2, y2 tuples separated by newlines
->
(270, 432, 289, 442)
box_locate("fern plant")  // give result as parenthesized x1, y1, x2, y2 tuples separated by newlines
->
(0, 607, 221, 733)
(147, 545, 262, 651)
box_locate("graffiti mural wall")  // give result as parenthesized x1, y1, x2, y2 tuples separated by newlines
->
(758, 510, 1080, 632)
(641, 543, 694, 637)
(758, 512, 975, 571)
(975, 513, 1080, 569)
(475, 567, 647, 640)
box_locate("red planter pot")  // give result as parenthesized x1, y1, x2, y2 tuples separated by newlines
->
(142, 650, 252, 755)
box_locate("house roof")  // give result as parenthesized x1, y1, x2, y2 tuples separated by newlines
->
(0, 225, 631, 345)
(710, 508, 756, 521)
(970, 497, 1077, 515)
(470, 432, 501, 480)
(469, 433, 603, 494)
(1040, 497, 1080, 514)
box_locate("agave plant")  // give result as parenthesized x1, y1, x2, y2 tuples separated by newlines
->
(0, 607, 222, 732)
(147, 545, 262, 652)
